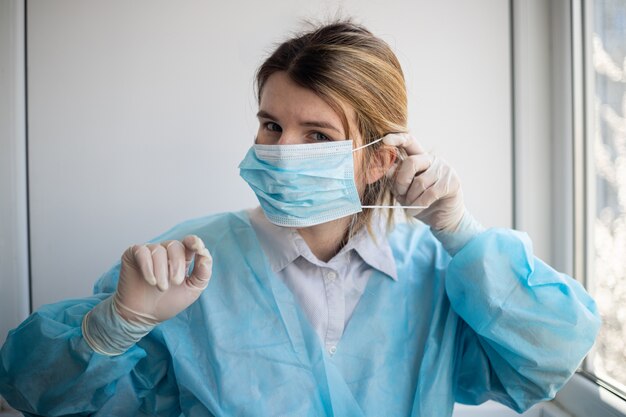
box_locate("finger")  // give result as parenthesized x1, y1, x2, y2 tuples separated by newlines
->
(382, 133, 425, 156)
(411, 181, 444, 209)
(130, 245, 157, 286)
(404, 161, 440, 204)
(162, 240, 186, 286)
(394, 154, 433, 197)
(413, 168, 456, 208)
(188, 254, 213, 290)
(181, 235, 203, 274)
(182, 235, 213, 289)
(183, 245, 194, 276)
(148, 244, 169, 291)
(182, 235, 211, 259)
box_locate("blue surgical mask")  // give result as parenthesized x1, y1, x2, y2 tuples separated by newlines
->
(239, 140, 372, 227)
(238, 138, 423, 227)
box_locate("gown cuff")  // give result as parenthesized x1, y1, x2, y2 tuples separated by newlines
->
(431, 210, 485, 256)
(81, 295, 155, 356)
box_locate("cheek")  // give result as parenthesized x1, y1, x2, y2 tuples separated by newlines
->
(255, 128, 271, 145)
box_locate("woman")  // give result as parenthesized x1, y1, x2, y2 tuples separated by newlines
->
(0, 21, 600, 417)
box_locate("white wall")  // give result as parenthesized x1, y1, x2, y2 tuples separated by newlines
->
(513, 0, 556, 265)
(25, 0, 513, 309)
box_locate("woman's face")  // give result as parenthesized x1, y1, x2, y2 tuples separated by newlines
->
(256, 71, 376, 192)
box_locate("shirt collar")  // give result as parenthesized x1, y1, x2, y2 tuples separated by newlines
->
(248, 206, 302, 272)
(248, 207, 397, 281)
(345, 216, 398, 281)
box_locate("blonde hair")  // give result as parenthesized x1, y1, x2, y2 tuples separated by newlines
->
(256, 20, 408, 236)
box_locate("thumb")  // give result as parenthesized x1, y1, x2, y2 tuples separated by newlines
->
(182, 235, 213, 290)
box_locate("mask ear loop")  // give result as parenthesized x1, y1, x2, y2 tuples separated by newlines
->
(352, 137, 383, 152)
(355, 137, 428, 210)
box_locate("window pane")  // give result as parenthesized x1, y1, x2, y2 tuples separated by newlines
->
(590, 0, 626, 394)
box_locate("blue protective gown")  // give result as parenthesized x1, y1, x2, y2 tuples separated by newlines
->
(0, 211, 600, 416)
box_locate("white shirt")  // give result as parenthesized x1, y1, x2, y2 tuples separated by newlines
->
(248, 207, 397, 356)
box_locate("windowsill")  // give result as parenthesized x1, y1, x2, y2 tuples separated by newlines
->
(454, 401, 545, 417)
(553, 373, 626, 417)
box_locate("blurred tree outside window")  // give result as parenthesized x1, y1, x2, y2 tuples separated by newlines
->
(590, 0, 626, 396)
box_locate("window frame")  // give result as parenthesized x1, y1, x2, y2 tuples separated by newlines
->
(0, 0, 30, 347)
(512, 0, 626, 415)
(573, 0, 626, 403)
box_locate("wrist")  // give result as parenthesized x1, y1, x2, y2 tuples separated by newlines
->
(82, 296, 155, 356)
(431, 210, 484, 256)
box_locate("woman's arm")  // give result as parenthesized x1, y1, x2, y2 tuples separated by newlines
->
(446, 229, 601, 412)
(0, 267, 179, 415)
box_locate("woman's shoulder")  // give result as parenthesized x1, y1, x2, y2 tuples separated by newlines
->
(148, 210, 253, 249)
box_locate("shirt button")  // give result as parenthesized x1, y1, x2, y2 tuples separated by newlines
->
(327, 271, 337, 280)
(329, 346, 337, 355)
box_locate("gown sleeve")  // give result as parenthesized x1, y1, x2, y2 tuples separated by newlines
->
(445, 228, 601, 413)
(0, 262, 181, 416)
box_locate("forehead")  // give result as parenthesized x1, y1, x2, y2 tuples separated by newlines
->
(259, 72, 355, 132)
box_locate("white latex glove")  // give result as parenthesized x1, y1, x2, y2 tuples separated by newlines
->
(383, 133, 465, 233)
(113, 235, 213, 326)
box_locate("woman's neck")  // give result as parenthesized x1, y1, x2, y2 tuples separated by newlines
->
(297, 216, 352, 262)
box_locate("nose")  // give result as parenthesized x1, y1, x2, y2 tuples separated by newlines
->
(276, 131, 302, 145)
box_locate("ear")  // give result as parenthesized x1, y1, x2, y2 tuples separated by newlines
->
(366, 146, 397, 184)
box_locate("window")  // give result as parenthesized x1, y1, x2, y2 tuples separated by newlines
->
(583, 0, 626, 398)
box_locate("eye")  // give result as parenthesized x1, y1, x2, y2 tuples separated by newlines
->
(311, 132, 331, 141)
(264, 122, 282, 132)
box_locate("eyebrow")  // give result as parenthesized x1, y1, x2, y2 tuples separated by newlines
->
(256, 110, 341, 133)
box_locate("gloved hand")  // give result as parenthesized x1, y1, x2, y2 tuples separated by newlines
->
(82, 235, 212, 356)
(382, 133, 485, 256)
(113, 235, 213, 326)
(382, 133, 465, 233)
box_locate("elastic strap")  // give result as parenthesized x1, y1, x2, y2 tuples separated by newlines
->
(352, 137, 383, 152)
(362, 205, 427, 209)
